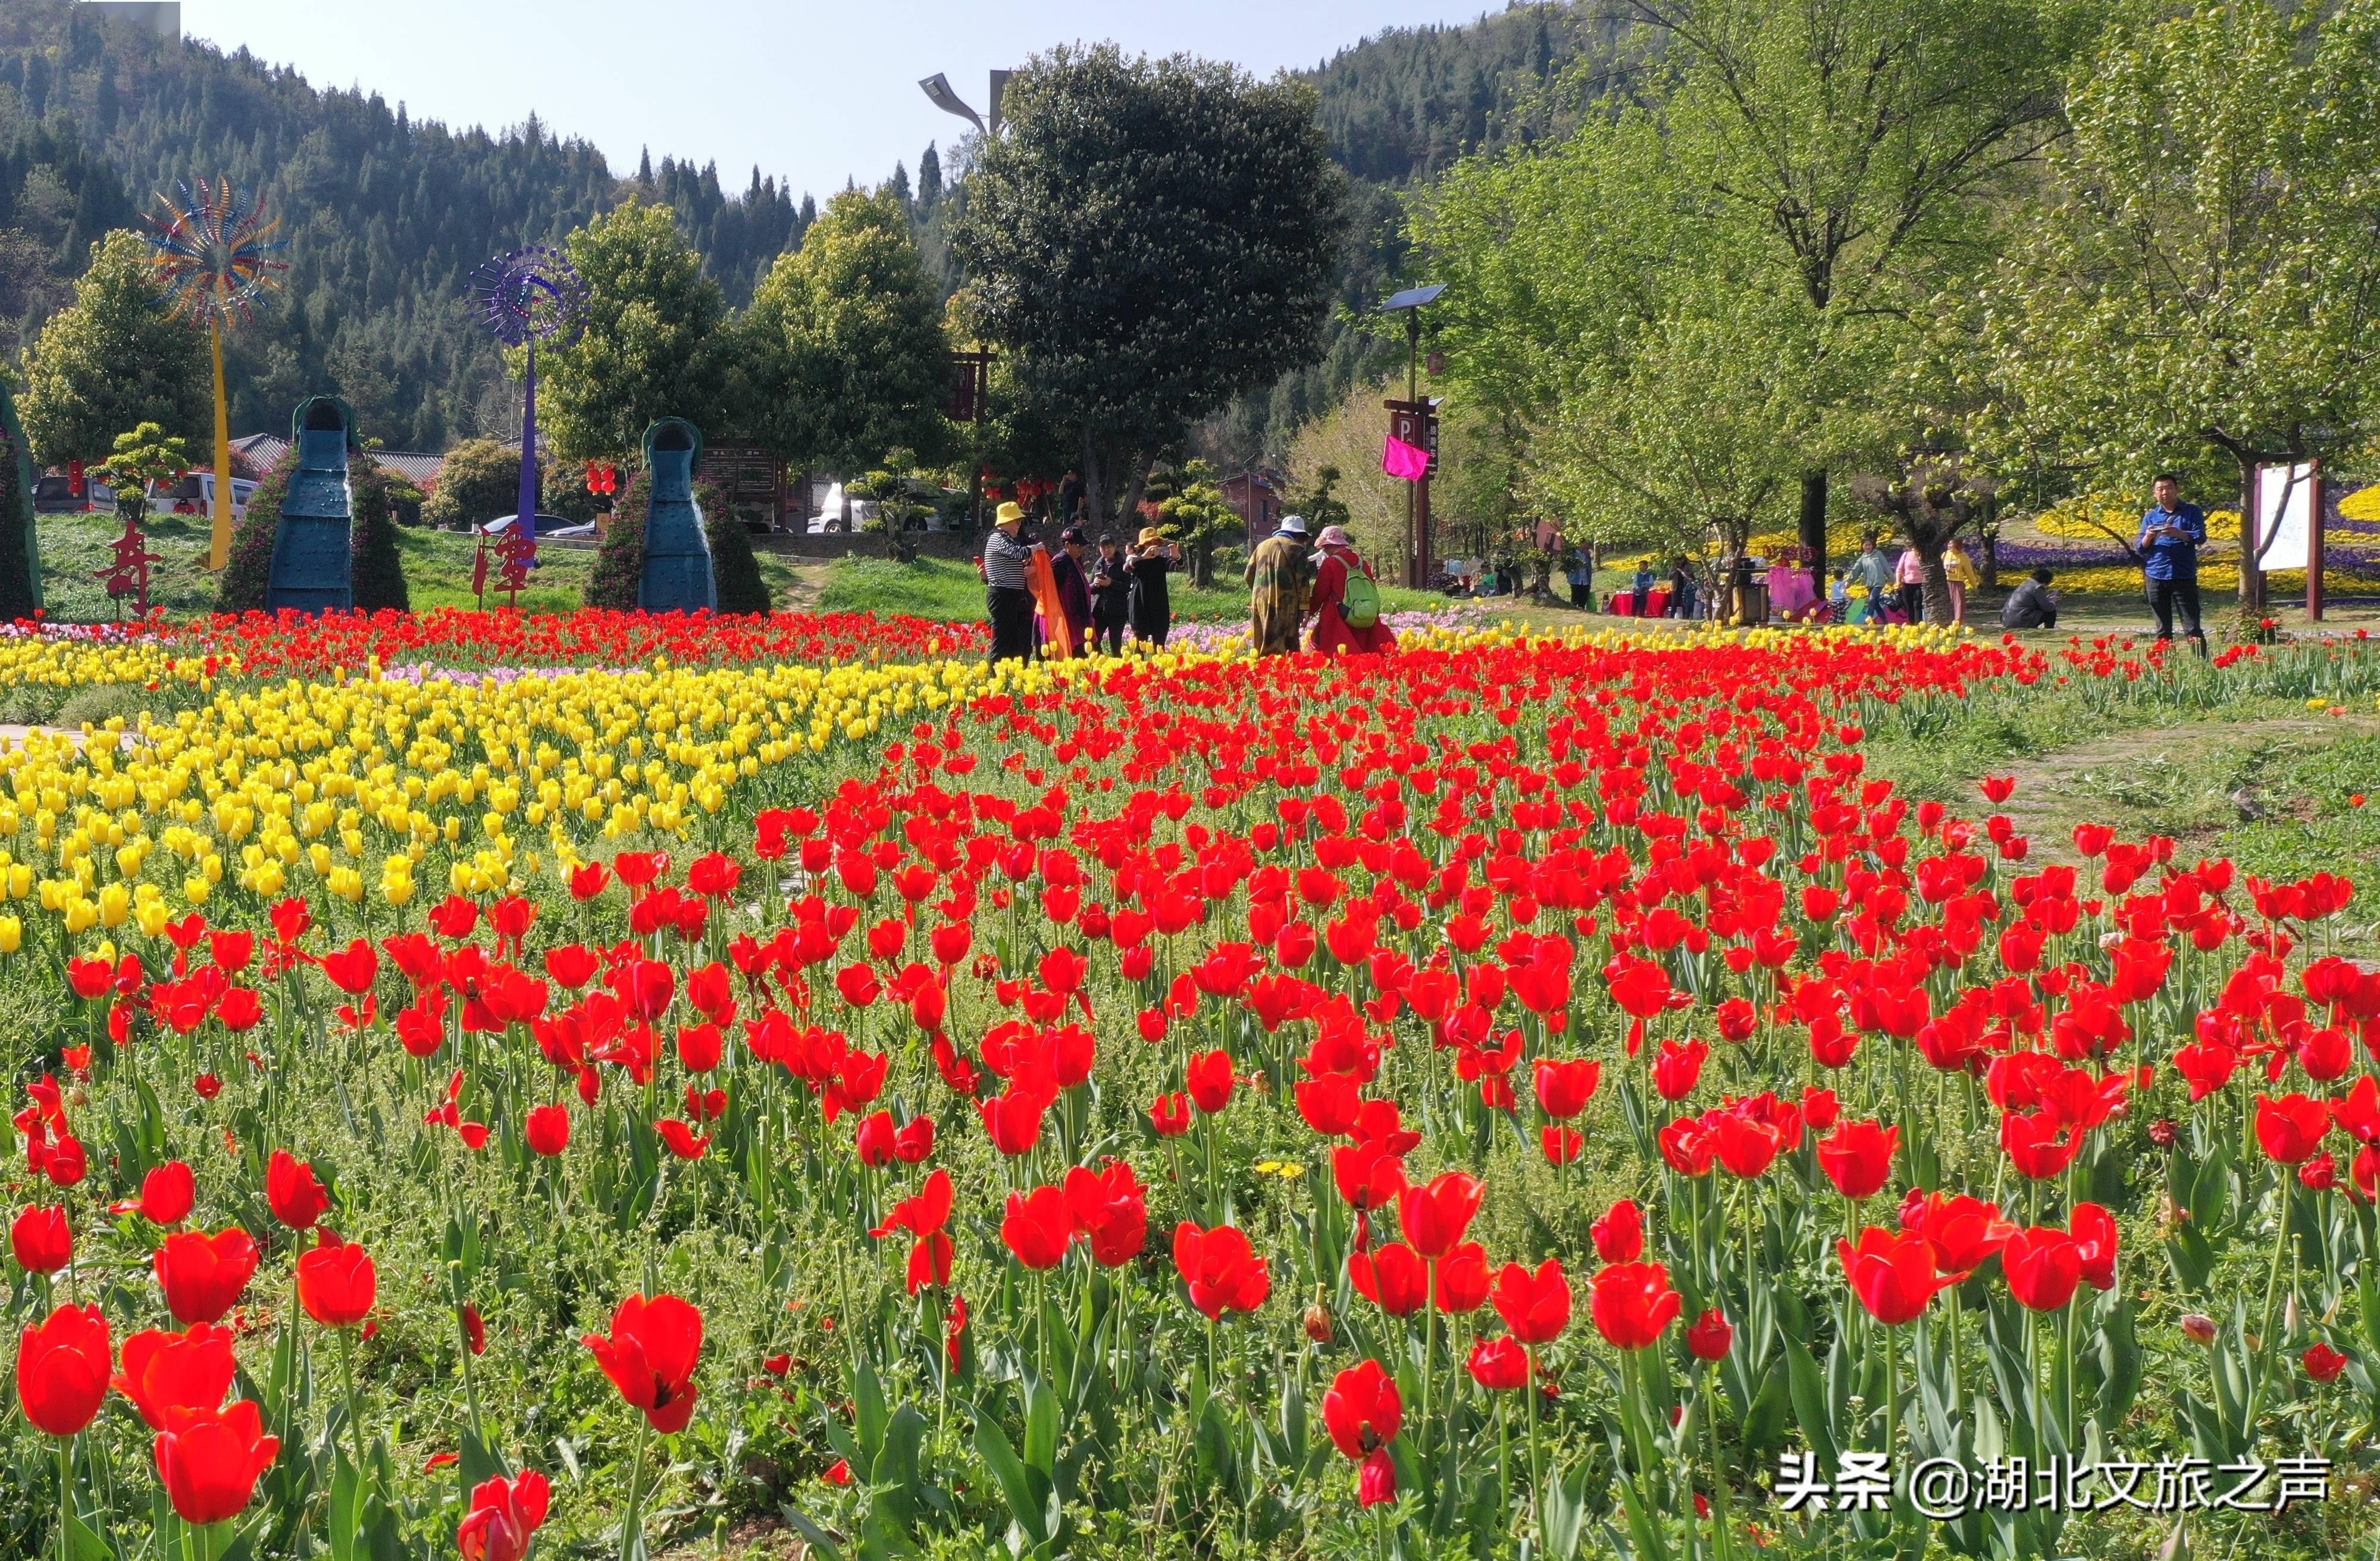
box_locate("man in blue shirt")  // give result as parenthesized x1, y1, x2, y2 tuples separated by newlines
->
(2137, 473, 2207, 655)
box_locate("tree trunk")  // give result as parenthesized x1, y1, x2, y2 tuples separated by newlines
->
(2235, 452, 2260, 614)
(1914, 533, 1953, 625)
(1799, 470, 1830, 575)
(1979, 493, 1999, 589)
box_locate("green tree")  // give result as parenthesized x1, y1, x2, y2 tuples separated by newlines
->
(421, 439, 523, 531)
(1617, 0, 2091, 565)
(349, 457, 411, 612)
(746, 187, 951, 476)
(216, 455, 293, 614)
(1151, 459, 1241, 589)
(93, 421, 192, 530)
(951, 45, 1346, 526)
(19, 230, 209, 464)
(702, 478, 771, 616)
(1975, 0, 2380, 608)
(537, 199, 729, 461)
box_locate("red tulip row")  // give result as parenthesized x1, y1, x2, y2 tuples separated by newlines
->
(5, 625, 2375, 1561)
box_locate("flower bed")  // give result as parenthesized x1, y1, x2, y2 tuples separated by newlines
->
(3, 619, 2378, 1560)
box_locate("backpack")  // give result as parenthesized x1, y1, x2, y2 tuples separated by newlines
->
(1339, 567, 1381, 630)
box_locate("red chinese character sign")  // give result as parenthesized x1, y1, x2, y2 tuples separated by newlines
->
(473, 524, 541, 609)
(96, 514, 163, 618)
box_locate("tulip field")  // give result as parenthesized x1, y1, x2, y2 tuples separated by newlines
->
(5, 608, 2380, 1561)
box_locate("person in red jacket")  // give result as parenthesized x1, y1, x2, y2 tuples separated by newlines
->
(1307, 525, 1397, 655)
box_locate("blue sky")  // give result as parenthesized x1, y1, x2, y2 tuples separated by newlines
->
(177, 1, 1496, 200)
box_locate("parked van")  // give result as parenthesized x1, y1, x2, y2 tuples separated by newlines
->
(156, 473, 256, 522)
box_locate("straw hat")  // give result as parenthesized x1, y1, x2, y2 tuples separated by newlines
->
(1136, 527, 1166, 546)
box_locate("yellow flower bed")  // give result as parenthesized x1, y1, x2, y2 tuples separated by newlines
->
(2341, 485, 2380, 524)
(0, 658, 1034, 931)
(2034, 500, 2241, 542)
(2050, 563, 2379, 595)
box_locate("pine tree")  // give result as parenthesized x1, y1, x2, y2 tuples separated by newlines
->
(918, 143, 942, 212)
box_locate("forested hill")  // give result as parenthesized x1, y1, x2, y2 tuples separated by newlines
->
(1304, 2, 1637, 187)
(0, 0, 815, 449)
(0, 0, 1626, 459)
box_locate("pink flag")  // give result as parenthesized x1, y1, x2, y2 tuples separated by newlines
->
(1382, 434, 1430, 481)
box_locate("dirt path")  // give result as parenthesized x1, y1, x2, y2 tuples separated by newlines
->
(1988, 715, 2380, 863)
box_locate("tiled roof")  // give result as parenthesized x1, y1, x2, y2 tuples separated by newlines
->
(227, 435, 446, 491)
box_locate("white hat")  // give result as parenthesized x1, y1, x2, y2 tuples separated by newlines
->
(1276, 514, 1308, 536)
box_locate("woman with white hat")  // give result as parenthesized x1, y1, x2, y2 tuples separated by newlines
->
(1307, 525, 1396, 655)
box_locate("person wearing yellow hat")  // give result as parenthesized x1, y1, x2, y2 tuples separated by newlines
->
(1126, 525, 1182, 649)
(981, 500, 1036, 664)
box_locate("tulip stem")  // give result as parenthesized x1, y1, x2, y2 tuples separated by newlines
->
(337, 1325, 368, 1484)
(1703, 1371, 1734, 1561)
(55, 1434, 73, 1561)
(1526, 1354, 1545, 1549)
(620, 1416, 652, 1561)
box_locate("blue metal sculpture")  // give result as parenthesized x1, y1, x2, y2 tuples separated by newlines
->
(468, 246, 585, 550)
(637, 418, 716, 613)
(267, 396, 355, 614)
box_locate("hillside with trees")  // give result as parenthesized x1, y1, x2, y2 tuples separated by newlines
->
(0, 0, 1630, 464)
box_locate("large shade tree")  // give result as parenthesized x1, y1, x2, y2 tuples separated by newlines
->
(745, 186, 951, 477)
(1975, 0, 2380, 608)
(951, 45, 1346, 525)
(1624, 0, 2091, 567)
(536, 199, 729, 462)
(19, 230, 209, 465)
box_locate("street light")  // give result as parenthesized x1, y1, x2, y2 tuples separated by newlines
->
(1382, 284, 1446, 589)
(919, 70, 1013, 138)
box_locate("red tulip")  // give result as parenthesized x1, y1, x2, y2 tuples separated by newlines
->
(265, 1150, 330, 1230)
(1064, 1161, 1150, 1267)
(112, 1323, 237, 1429)
(653, 1119, 710, 1160)
(855, 1110, 898, 1168)
(2304, 1343, 2350, 1382)
(1432, 1242, 1492, 1313)
(1349, 1242, 1429, 1316)
(1396, 1170, 1482, 1259)
(980, 1086, 1051, 1156)
(458, 1468, 551, 1561)
(1467, 1334, 1531, 1391)
(320, 938, 378, 996)
(1590, 1199, 1644, 1263)
(2256, 1093, 2332, 1164)
(1589, 1261, 1680, 1350)
(525, 1105, 571, 1157)
(154, 1228, 259, 1325)
(1686, 1308, 1734, 1361)
(154, 1398, 279, 1525)
(1837, 1227, 1966, 1325)
(10, 1204, 71, 1274)
(1001, 1184, 1075, 1270)
(135, 1160, 196, 1225)
(1541, 1125, 1584, 1164)
(583, 1293, 703, 1433)
(1492, 1257, 1571, 1344)
(1712, 1110, 1785, 1178)
(1651, 1038, 1709, 1100)
(1173, 1221, 1271, 1318)
(295, 1230, 377, 1328)
(1999, 1110, 2083, 1180)
(1817, 1119, 1900, 1200)
(1175, 1053, 1231, 1120)
(893, 1116, 936, 1162)
(2002, 1227, 2081, 1312)
(1900, 1191, 2018, 1272)
(2071, 1202, 2118, 1290)
(1323, 1357, 1402, 1458)
(1150, 1092, 1193, 1137)
(1533, 1057, 1600, 1119)
(17, 1303, 109, 1436)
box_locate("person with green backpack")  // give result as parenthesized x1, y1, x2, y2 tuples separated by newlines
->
(1308, 524, 1398, 655)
